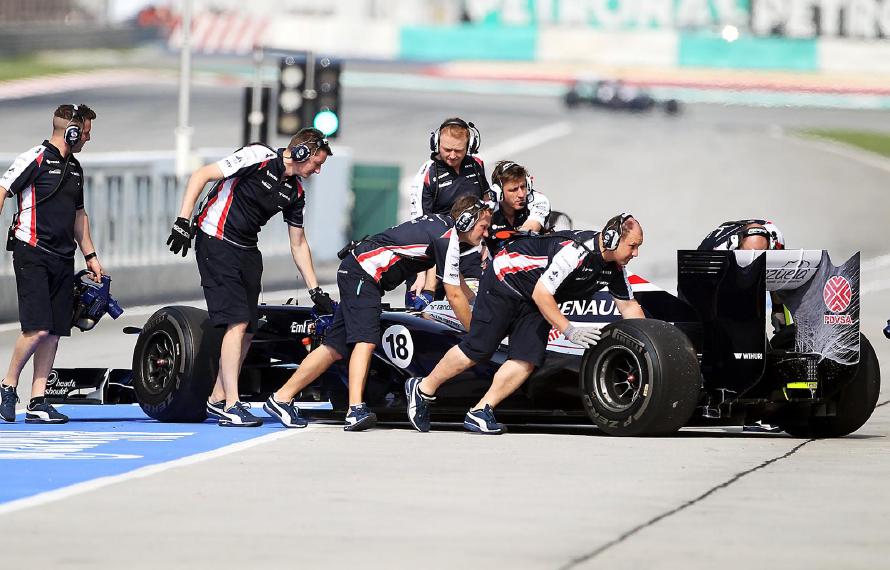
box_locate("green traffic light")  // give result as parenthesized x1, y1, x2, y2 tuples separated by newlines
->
(313, 110, 339, 136)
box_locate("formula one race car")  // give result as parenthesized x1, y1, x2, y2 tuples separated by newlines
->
(564, 79, 681, 115)
(48, 249, 878, 438)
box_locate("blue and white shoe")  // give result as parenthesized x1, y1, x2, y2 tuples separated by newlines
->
(25, 401, 69, 424)
(218, 402, 262, 427)
(1, 383, 18, 422)
(405, 376, 434, 432)
(344, 403, 377, 432)
(464, 405, 506, 435)
(263, 396, 308, 428)
(206, 399, 225, 421)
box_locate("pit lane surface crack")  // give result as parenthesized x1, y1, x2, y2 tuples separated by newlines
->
(557, 439, 814, 570)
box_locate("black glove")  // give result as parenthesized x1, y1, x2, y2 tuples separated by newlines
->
(309, 287, 335, 315)
(167, 217, 193, 257)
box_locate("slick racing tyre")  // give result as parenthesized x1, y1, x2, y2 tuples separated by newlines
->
(780, 334, 881, 438)
(580, 319, 700, 436)
(132, 306, 223, 422)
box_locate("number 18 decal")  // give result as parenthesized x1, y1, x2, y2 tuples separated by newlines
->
(382, 325, 414, 368)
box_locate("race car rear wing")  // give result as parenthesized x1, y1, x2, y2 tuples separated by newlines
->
(677, 249, 860, 394)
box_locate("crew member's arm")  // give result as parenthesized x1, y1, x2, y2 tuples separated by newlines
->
(74, 209, 103, 281)
(532, 241, 587, 335)
(177, 163, 223, 218)
(532, 281, 571, 333)
(518, 191, 551, 233)
(287, 225, 319, 290)
(615, 298, 645, 319)
(609, 268, 644, 319)
(0, 187, 7, 216)
(0, 146, 43, 216)
(440, 230, 473, 330)
(408, 161, 431, 220)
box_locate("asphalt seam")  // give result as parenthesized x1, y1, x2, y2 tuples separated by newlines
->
(557, 439, 814, 570)
(876, 398, 889, 409)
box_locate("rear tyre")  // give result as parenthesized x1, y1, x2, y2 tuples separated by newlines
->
(780, 334, 880, 438)
(580, 319, 700, 436)
(132, 306, 223, 422)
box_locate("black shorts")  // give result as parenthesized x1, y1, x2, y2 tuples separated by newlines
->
(458, 274, 551, 367)
(13, 241, 74, 336)
(323, 256, 383, 357)
(196, 232, 263, 333)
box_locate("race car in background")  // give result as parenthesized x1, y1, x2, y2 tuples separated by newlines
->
(564, 78, 681, 115)
(48, 245, 879, 438)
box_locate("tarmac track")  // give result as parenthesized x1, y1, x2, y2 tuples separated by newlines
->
(0, 81, 888, 569)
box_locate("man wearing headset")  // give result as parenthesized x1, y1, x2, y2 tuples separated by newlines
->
(699, 219, 786, 433)
(485, 160, 552, 252)
(0, 104, 103, 424)
(166, 127, 334, 427)
(406, 214, 646, 434)
(267, 195, 492, 431)
(406, 117, 491, 308)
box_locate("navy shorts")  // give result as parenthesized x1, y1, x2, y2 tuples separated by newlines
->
(458, 273, 551, 367)
(323, 256, 383, 357)
(195, 232, 263, 333)
(13, 241, 74, 337)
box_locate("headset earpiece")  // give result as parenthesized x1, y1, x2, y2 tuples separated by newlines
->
(64, 104, 82, 148)
(455, 199, 487, 233)
(602, 213, 633, 251)
(290, 143, 311, 163)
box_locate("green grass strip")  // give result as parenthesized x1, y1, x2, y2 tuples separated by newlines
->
(0, 57, 74, 82)
(801, 128, 890, 159)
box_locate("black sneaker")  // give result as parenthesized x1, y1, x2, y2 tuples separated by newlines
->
(344, 403, 377, 432)
(405, 376, 434, 432)
(218, 402, 262, 427)
(464, 405, 506, 435)
(206, 399, 225, 420)
(263, 396, 308, 428)
(25, 401, 69, 424)
(1, 383, 18, 422)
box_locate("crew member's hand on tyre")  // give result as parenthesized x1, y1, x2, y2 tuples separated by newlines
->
(309, 287, 335, 315)
(564, 325, 601, 348)
(167, 217, 193, 257)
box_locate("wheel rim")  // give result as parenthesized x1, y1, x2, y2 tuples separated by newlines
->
(141, 331, 178, 396)
(593, 345, 644, 413)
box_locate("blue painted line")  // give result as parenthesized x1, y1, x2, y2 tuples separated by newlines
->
(0, 405, 284, 506)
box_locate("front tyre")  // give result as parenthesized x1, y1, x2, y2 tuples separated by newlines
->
(132, 306, 223, 422)
(580, 319, 700, 436)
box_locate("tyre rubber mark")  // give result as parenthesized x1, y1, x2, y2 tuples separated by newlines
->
(558, 439, 814, 570)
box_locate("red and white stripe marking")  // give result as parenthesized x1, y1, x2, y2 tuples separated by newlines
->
(198, 178, 239, 239)
(168, 12, 270, 55)
(493, 249, 549, 280)
(356, 244, 429, 282)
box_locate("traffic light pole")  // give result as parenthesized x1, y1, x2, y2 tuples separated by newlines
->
(248, 45, 264, 143)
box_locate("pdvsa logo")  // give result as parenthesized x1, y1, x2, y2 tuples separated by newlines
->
(823, 275, 853, 325)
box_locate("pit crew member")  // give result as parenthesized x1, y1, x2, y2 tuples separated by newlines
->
(0, 104, 103, 425)
(268, 196, 492, 431)
(485, 160, 551, 252)
(167, 128, 334, 427)
(406, 117, 490, 304)
(406, 214, 645, 434)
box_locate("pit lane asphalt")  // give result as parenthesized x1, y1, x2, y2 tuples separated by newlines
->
(0, 82, 888, 568)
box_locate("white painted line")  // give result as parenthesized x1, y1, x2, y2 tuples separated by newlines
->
(862, 253, 890, 272)
(0, 427, 303, 515)
(479, 121, 574, 163)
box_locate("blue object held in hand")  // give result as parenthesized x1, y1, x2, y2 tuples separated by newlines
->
(72, 270, 124, 332)
(407, 290, 434, 311)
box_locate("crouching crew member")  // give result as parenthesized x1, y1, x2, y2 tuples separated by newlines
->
(167, 128, 334, 427)
(486, 160, 551, 252)
(406, 214, 646, 434)
(267, 196, 492, 431)
(406, 118, 490, 306)
(0, 104, 102, 424)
